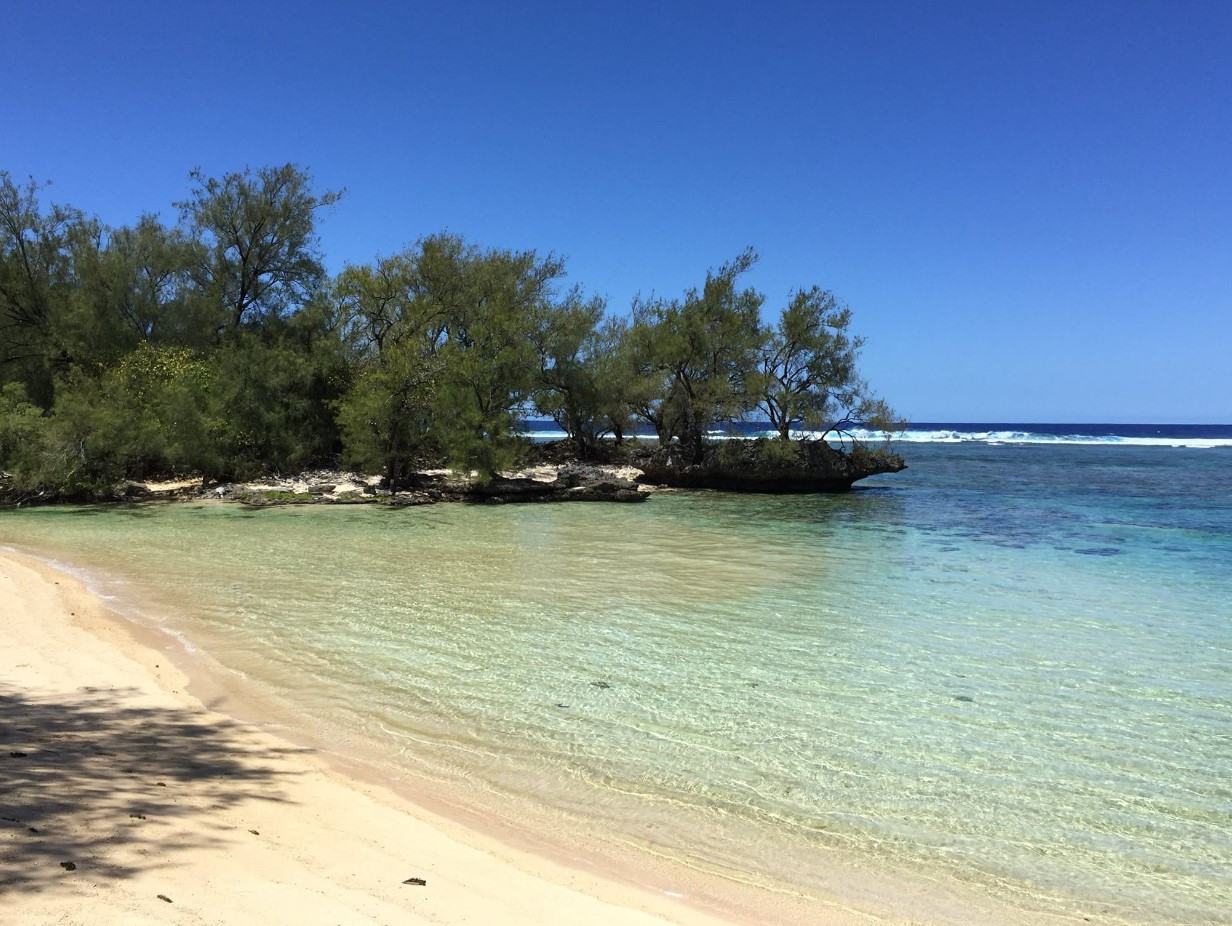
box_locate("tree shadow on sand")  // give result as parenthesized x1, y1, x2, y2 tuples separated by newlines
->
(0, 685, 303, 896)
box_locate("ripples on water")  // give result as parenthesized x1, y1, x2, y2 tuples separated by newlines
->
(3, 443, 1230, 924)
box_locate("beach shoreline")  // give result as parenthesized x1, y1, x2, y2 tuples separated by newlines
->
(0, 546, 762, 925)
(2, 545, 909, 926)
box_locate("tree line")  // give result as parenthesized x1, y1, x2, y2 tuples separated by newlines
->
(0, 164, 900, 498)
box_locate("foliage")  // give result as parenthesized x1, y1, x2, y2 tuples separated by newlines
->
(335, 338, 441, 485)
(0, 164, 901, 498)
(0, 172, 91, 405)
(177, 164, 341, 336)
(753, 286, 902, 441)
(337, 234, 581, 482)
(432, 242, 563, 480)
(627, 249, 765, 464)
(0, 383, 47, 486)
(590, 316, 636, 444)
(530, 291, 611, 459)
(757, 436, 804, 466)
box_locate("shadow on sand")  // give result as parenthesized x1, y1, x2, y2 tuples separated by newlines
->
(0, 685, 302, 896)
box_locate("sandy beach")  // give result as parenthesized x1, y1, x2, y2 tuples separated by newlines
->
(0, 548, 763, 926)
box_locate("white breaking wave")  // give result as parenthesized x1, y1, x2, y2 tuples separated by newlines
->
(789, 429, 1232, 449)
(519, 426, 1232, 448)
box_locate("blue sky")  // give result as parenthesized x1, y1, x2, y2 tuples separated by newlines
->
(6, 1, 1229, 422)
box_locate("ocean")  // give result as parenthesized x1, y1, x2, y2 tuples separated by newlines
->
(2, 425, 1229, 924)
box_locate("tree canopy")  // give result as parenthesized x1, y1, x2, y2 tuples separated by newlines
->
(0, 165, 901, 499)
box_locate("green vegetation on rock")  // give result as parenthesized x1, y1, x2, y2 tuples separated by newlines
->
(1, 165, 901, 501)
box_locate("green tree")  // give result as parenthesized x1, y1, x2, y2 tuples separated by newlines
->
(94, 216, 202, 347)
(205, 324, 347, 479)
(111, 341, 223, 478)
(0, 383, 47, 489)
(0, 173, 87, 405)
(590, 315, 636, 445)
(332, 244, 455, 483)
(754, 287, 901, 441)
(335, 339, 441, 486)
(530, 291, 612, 459)
(178, 164, 341, 337)
(630, 249, 765, 464)
(425, 236, 565, 480)
(620, 310, 679, 445)
(1, 175, 204, 409)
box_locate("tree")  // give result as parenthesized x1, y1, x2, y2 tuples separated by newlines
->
(590, 316, 637, 445)
(108, 341, 222, 478)
(336, 257, 411, 361)
(332, 240, 461, 483)
(333, 248, 444, 485)
(335, 338, 441, 486)
(429, 238, 565, 480)
(0, 173, 87, 405)
(0, 383, 47, 489)
(755, 286, 902, 442)
(93, 216, 202, 347)
(630, 249, 765, 464)
(177, 164, 341, 336)
(332, 235, 567, 482)
(621, 308, 678, 445)
(530, 290, 610, 459)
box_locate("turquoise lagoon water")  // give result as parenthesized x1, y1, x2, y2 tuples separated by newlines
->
(2, 442, 1230, 923)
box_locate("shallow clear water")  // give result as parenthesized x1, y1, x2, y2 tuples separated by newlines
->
(3, 443, 1230, 923)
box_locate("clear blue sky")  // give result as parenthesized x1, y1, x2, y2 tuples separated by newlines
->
(6, 1, 1229, 422)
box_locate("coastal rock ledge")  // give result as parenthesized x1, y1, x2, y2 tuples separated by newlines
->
(453, 465, 646, 504)
(631, 439, 906, 493)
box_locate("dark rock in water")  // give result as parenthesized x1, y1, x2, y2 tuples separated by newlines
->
(552, 465, 644, 502)
(391, 471, 448, 492)
(591, 680, 612, 689)
(953, 695, 975, 703)
(554, 464, 621, 488)
(466, 476, 559, 501)
(381, 491, 440, 507)
(632, 438, 905, 493)
(461, 470, 645, 504)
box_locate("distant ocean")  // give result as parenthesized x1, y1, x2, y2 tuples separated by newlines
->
(2, 424, 1229, 924)
(521, 419, 1232, 448)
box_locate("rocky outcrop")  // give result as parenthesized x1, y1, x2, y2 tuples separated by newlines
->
(222, 464, 647, 507)
(549, 464, 646, 502)
(460, 465, 645, 503)
(631, 438, 905, 493)
(4, 443, 903, 510)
